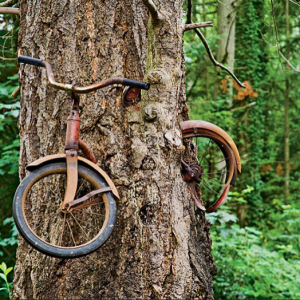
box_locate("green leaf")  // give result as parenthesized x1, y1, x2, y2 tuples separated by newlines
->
(0, 273, 6, 281)
(0, 262, 6, 272)
(4, 267, 12, 276)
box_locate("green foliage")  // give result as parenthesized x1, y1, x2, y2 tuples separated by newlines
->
(0, 218, 18, 251)
(207, 191, 300, 300)
(184, 0, 300, 298)
(0, 8, 20, 291)
(0, 262, 13, 299)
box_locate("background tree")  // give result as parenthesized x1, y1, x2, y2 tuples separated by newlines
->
(214, 0, 237, 102)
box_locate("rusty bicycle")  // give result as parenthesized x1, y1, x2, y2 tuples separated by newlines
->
(14, 55, 240, 259)
(13, 55, 150, 258)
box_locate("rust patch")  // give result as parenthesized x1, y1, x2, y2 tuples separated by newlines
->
(122, 87, 141, 107)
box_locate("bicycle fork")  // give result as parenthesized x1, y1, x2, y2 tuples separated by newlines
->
(62, 106, 80, 209)
(61, 93, 103, 210)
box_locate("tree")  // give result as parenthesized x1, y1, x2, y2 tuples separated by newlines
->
(12, 0, 216, 299)
(215, 0, 237, 103)
(284, 0, 290, 204)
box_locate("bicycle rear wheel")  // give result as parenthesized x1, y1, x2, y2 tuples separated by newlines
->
(13, 162, 117, 258)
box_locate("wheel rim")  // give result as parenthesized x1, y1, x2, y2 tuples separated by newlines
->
(21, 166, 110, 249)
(182, 130, 234, 211)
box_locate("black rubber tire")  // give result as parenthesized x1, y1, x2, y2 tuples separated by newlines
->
(13, 162, 117, 258)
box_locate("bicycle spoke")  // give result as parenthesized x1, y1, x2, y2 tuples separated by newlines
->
(205, 157, 229, 168)
(199, 139, 211, 164)
(205, 176, 226, 184)
(76, 179, 87, 198)
(67, 220, 77, 246)
(201, 180, 221, 196)
(59, 213, 66, 246)
(201, 170, 229, 175)
(69, 211, 89, 238)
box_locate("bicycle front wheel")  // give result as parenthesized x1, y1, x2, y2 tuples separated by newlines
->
(182, 128, 236, 212)
(13, 162, 117, 258)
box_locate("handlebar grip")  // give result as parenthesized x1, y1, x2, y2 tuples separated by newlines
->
(18, 55, 45, 67)
(123, 78, 150, 90)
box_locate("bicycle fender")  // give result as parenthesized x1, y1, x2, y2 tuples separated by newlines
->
(26, 154, 120, 199)
(180, 120, 241, 173)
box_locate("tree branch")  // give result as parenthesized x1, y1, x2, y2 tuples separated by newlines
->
(230, 102, 256, 112)
(288, 0, 300, 7)
(259, 30, 300, 73)
(185, 2, 244, 88)
(142, 0, 163, 23)
(279, 51, 300, 73)
(0, 7, 19, 14)
(193, 28, 246, 88)
(0, 0, 14, 7)
(11, 86, 20, 99)
(183, 22, 214, 32)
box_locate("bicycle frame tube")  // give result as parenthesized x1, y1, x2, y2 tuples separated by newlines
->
(65, 110, 81, 151)
(61, 106, 81, 209)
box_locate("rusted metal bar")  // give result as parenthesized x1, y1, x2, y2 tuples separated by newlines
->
(78, 139, 97, 163)
(181, 160, 202, 182)
(188, 182, 206, 211)
(74, 78, 124, 93)
(65, 110, 81, 150)
(42, 61, 148, 93)
(67, 187, 112, 208)
(41, 61, 72, 91)
(19, 57, 149, 93)
(62, 150, 78, 208)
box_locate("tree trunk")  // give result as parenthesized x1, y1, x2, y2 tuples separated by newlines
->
(284, 0, 290, 204)
(201, 0, 210, 101)
(13, 0, 216, 299)
(214, 0, 237, 103)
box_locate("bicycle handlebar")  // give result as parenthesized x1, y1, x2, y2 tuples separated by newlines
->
(18, 56, 44, 67)
(18, 55, 150, 93)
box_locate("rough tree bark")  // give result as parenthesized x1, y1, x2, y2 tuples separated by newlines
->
(13, 0, 216, 299)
